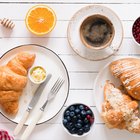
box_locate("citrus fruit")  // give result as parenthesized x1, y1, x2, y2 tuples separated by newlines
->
(25, 5, 56, 35)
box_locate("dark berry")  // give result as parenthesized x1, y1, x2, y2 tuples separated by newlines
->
(79, 105, 84, 110)
(69, 127, 77, 134)
(84, 118, 89, 124)
(66, 116, 71, 121)
(86, 115, 91, 120)
(75, 108, 80, 114)
(66, 122, 74, 130)
(65, 110, 70, 116)
(69, 105, 75, 111)
(72, 115, 77, 122)
(81, 110, 86, 117)
(77, 114, 82, 119)
(77, 128, 84, 135)
(75, 123, 82, 129)
(63, 119, 68, 126)
(86, 110, 92, 115)
(70, 111, 75, 117)
(85, 106, 89, 110)
(89, 117, 94, 124)
(77, 119, 83, 124)
(84, 124, 90, 132)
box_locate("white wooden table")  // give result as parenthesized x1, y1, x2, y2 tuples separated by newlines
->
(0, 0, 140, 140)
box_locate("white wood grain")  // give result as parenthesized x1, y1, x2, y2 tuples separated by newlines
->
(0, 4, 139, 20)
(0, 38, 139, 56)
(0, 20, 134, 38)
(0, 1, 140, 140)
(1, 0, 140, 3)
(1, 123, 140, 140)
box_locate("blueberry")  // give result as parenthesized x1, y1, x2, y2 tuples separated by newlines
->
(77, 119, 83, 124)
(69, 105, 75, 111)
(70, 111, 75, 117)
(69, 127, 77, 134)
(79, 105, 84, 110)
(63, 119, 68, 126)
(75, 108, 80, 114)
(84, 118, 89, 124)
(72, 115, 77, 122)
(64, 110, 70, 116)
(66, 122, 74, 130)
(84, 124, 90, 132)
(77, 114, 82, 119)
(81, 110, 86, 117)
(75, 123, 82, 129)
(66, 116, 71, 121)
(78, 128, 84, 135)
(85, 124, 90, 128)
(86, 110, 92, 115)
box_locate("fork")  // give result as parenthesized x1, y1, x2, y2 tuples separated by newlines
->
(20, 77, 64, 140)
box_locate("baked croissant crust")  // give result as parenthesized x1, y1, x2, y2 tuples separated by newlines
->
(0, 52, 35, 115)
(110, 58, 140, 100)
(102, 81, 140, 133)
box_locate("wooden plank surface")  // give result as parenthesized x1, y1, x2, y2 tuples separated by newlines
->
(1, 0, 140, 4)
(0, 0, 140, 140)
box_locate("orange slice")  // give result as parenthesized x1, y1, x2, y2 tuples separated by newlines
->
(25, 5, 56, 35)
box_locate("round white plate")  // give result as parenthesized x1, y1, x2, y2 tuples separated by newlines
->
(67, 5, 123, 61)
(0, 44, 70, 125)
(94, 56, 140, 113)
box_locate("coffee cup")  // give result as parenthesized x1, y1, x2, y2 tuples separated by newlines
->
(80, 14, 115, 50)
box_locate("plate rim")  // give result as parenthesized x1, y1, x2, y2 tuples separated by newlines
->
(0, 44, 70, 125)
(67, 4, 124, 61)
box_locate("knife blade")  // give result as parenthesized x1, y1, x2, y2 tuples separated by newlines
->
(28, 74, 51, 110)
(14, 74, 52, 136)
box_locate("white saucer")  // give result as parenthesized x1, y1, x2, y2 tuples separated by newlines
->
(67, 5, 123, 61)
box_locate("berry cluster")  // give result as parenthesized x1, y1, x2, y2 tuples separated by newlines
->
(132, 17, 140, 44)
(63, 104, 94, 136)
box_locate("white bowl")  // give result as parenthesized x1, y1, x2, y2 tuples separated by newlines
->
(62, 103, 95, 137)
(28, 65, 47, 84)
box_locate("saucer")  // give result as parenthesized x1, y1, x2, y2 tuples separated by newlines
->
(67, 5, 123, 61)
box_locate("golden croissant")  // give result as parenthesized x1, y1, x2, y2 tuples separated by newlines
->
(102, 81, 140, 133)
(0, 52, 35, 115)
(110, 58, 140, 100)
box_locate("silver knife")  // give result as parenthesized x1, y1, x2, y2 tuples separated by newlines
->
(14, 74, 52, 136)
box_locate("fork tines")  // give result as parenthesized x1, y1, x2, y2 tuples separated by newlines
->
(51, 77, 65, 93)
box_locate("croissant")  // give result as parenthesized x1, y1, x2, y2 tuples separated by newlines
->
(102, 81, 140, 133)
(110, 58, 140, 100)
(0, 52, 35, 115)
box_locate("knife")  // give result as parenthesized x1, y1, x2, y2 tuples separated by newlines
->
(20, 77, 64, 140)
(14, 74, 52, 136)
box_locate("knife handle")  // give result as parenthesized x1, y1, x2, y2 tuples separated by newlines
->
(14, 110, 30, 136)
(20, 109, 43, 140)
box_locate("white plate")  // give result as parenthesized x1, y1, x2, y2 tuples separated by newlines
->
(0, 44, 70, 125)
(93, 57, 140, 113)
(67, 5, 123, 61)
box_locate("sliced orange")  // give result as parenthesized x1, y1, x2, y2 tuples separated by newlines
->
(25, 5, 56, 35)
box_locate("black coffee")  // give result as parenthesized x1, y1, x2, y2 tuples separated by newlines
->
(81, 15, 114, 47)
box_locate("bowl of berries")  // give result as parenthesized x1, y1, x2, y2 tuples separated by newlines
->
(62, 103, 95, 137)
(132, 16, 140, 46)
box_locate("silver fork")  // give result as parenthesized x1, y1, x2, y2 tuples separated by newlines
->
(20, 78, 64, 140)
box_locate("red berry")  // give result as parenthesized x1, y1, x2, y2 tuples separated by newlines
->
(89, 117, 94, 124)
(85, 106, 89, 110)
(86, 115, 91, 120)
